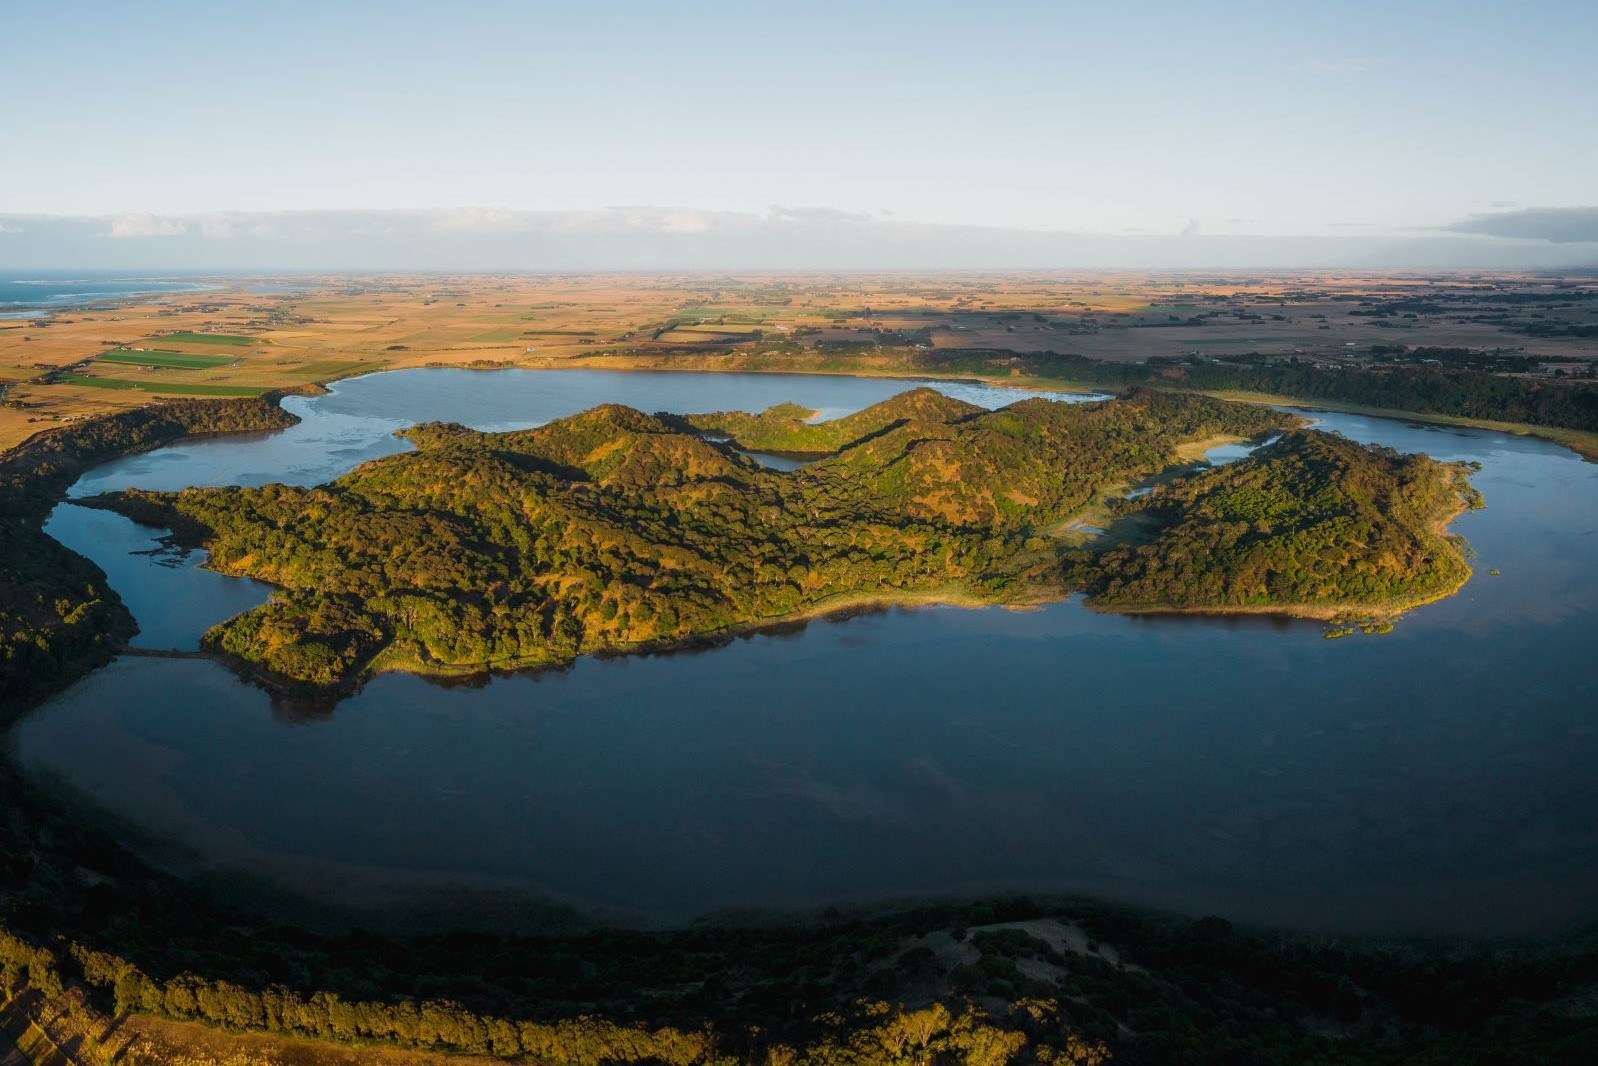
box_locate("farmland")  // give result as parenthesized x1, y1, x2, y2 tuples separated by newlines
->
(153, 330, 259, 346)
(1, 270, 1595, 452)
(57, 375, 268, 397)
(95, 349, 234, 369)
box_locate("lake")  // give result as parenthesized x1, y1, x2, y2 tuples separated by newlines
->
(15, 369, 1598, 936)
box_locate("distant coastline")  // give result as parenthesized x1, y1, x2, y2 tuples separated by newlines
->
(0, 272, 216, 318)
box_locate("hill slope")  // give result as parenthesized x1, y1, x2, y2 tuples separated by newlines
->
(1069, 430, 1479, 618)
(682, 386, 986, 454)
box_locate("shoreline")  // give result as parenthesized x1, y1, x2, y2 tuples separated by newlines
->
(1190, 387, 1598, 461)
(158, 480, 1476, 700)
(31, 369, 1483, 703)
(0, 278, 221, 317)
(536, 355, 1598, 462)
(7, 354, 1589, 464)
(359, 358, 1598, 461)
(184, 574, 1048, 701)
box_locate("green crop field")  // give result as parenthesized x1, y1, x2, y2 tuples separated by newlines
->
(153, 331, 260, 346)
(97, 349, 235, 369)
(60, 375, 268, 397)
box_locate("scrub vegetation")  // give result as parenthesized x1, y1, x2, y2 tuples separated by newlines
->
(1066, 430, 1479, 618)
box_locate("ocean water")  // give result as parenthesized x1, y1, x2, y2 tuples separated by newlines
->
(0, 271, 214, 317)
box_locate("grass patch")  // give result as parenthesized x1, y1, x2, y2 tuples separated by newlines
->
(97, 349, 234, 369)
(293, 359, 387, 380)
(680, 305, 796, 319)
(59, 375, 267, 397)
(468, 328, 525, 343)
(153, 331, 259, 346)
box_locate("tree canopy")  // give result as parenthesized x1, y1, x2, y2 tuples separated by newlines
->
(1066, 430, 1478, 617)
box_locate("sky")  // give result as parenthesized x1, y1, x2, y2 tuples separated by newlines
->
(3, 0, 1596, 269)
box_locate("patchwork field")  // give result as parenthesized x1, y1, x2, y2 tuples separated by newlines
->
(1, 271, 1594, 451)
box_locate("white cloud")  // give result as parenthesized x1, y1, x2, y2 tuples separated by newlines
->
(573, 207, 743, 235)
(1442, 206, 1598, 244)
(198, 215, 238, 239)
(426, 208, 529, 234)
(106, 213, 188, 238)
(768, 205, 874, 224)
(606, 207, 719, 234)
(5, 206, 1594, 271)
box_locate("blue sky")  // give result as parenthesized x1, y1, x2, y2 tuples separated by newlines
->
(3, 0, 1596, 267)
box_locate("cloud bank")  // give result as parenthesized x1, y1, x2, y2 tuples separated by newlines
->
(105, 213, 189, 239)
(1, 207, 1595, 272)
(1440, 206, 1598, 244)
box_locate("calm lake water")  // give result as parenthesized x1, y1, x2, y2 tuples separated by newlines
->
(16, 370, 1598, 936)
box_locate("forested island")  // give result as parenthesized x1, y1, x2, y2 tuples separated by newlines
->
(90, 388, 1477, 694)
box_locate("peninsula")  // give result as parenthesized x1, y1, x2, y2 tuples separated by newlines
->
(95, 389, 1477, 693)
